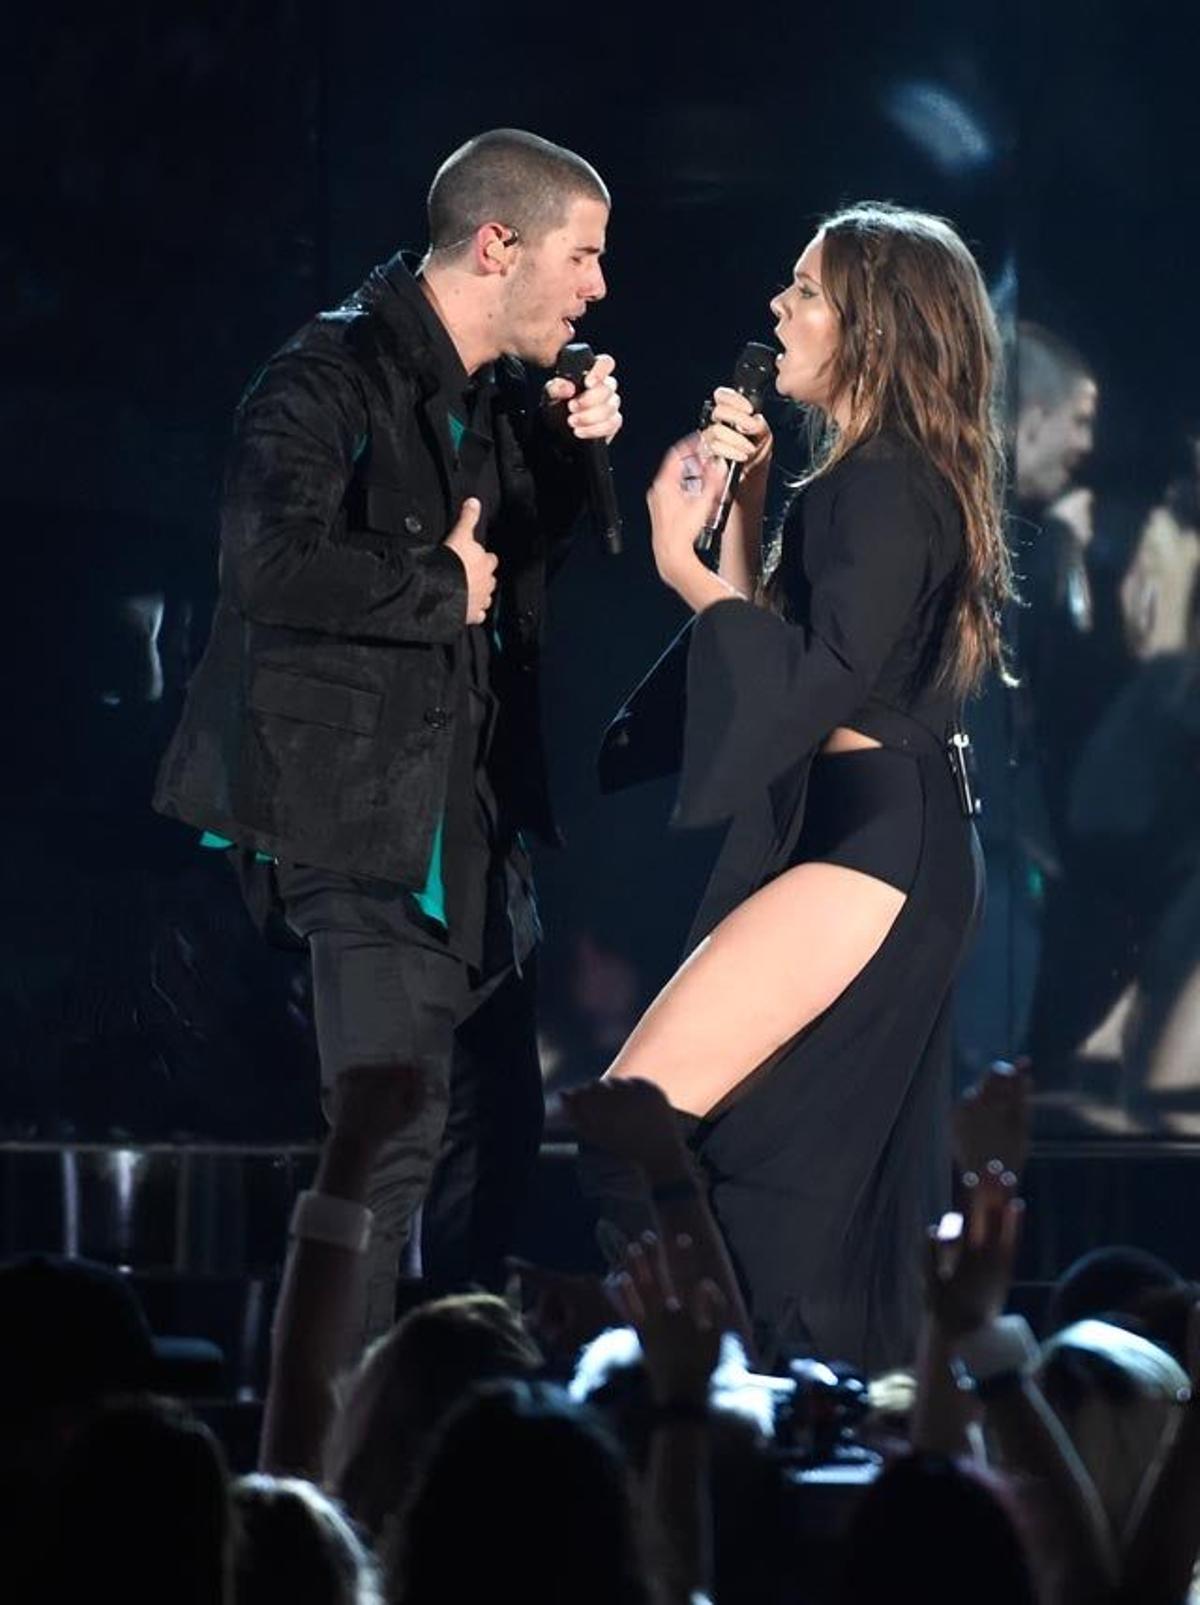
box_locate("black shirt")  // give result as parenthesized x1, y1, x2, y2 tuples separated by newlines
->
(407, 270, 537, 976)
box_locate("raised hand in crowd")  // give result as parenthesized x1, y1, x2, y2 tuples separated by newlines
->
(259, 1063, 425, 1480)
(914, 1064, 1027, 1459)
(609, 1231, 727, 1411)
(922, 1159, 1116, 1603)
(609, 1230, 726, 1605)
(564, 1075, 697, 1190)
(923, 1171, 1025, 1342)
(561, 1075, 754, 1353)
(951, 1057, 1032, 1185)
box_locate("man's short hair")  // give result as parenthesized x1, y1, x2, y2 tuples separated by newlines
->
(1017, 320, 1093, 414)
(427, 129, 608, 256)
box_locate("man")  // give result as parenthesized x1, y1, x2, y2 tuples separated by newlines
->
(1015, 321, 1098, 512)
(957, 323, 1102, 1081)
(154, 129, 622, 1344)
(1014, 319, 1107, 837)
(1012, 323, 1145, 1095)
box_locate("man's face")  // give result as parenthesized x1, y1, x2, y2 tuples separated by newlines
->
(500, 195, 608, 367)
(1017, 377, 1098, 506)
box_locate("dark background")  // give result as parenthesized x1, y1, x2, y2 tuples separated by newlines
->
(2, 0, 1195, 1139)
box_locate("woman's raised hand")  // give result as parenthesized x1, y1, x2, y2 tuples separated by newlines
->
(645, 433, 726, 586)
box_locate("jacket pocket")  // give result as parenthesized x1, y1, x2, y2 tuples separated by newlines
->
(363, 483, 434, 541)
(249, 666, 382, 735)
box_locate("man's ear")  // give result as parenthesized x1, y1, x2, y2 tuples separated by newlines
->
(476, 222, 514, 273)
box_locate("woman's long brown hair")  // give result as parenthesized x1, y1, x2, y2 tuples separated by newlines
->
(778, 202, 1010, 698)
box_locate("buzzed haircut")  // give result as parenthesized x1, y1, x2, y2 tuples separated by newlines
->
(427, 128, 609, 256)
(1017, 320, 1093, 413)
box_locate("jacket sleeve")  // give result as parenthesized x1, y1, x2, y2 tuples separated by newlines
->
(219, 347, 468, 643)
(676, 454, 938, 826)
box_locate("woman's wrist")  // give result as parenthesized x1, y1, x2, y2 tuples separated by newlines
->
(736, 467, 769, 515)
(661, 550, 747, 613)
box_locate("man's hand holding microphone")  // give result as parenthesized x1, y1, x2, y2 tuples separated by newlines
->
(446, 351, 624, 623)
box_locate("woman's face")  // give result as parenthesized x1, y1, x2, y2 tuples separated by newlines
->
(769, 234, 842, 410)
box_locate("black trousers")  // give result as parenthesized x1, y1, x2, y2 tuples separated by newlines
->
(273, 861, 544, 1348)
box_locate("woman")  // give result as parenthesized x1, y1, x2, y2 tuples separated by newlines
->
(592, 202, 1008, 1372)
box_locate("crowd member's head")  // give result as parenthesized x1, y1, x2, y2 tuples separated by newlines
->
(0, 1254, 164, 1512)
(839, 1452, 1038, 1604)
(49, 1395, 233, 1605)
(1044, 1243, 1182, 1337)
(387, 1379, 660, 1605)
(233, 1475, 380, 1605)
(1015, 320, 1098, 508)
(1129, 1280, 1200, 1369)
(422, 128, 609, 368)
(325, 1292, 542, 1540)
(1037, 1318, 1189, 1538)
(769, 201, 1009, 696)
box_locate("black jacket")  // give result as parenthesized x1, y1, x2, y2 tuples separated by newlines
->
(599, 430, 966, 946)
(154, 256, 584, 884)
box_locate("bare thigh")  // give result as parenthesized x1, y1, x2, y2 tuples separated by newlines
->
(605, 862, 906, 1116)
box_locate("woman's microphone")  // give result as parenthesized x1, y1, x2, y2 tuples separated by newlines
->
(696, 340, 777, 554)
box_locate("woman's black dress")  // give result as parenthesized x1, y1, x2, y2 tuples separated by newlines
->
(601, 429, 985, 1372)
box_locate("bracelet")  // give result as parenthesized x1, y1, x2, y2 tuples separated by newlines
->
(289, 1189, 373, 1254)
(954, 1315, 1040, 1387)
(649, 1174, 699, 1206)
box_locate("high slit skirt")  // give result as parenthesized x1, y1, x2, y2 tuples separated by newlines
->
(690, 726, 984, 1373)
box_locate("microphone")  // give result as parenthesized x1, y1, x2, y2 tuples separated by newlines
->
(695, 340, 777, 554)
(556, 342, 622, 556)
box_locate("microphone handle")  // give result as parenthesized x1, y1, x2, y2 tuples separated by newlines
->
(583, 439, 623, 556)
(696, 459, 742, 555)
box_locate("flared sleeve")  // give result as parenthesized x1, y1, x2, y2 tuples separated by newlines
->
(674, 454, 939, 826)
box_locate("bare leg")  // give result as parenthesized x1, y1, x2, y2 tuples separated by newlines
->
(606, 862, 907, 1116)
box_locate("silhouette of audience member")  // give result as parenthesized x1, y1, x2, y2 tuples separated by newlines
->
(1043, 1244, 1183, 1338)
(324, 1292, 541, 1546)
(839, 1452, 1038, 1605)
(385, 1380, 665, 1605)
(0, 1254, 221, 1588)
(48, 1394, 233, 1605)
(233, 1474, 381, 1605)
